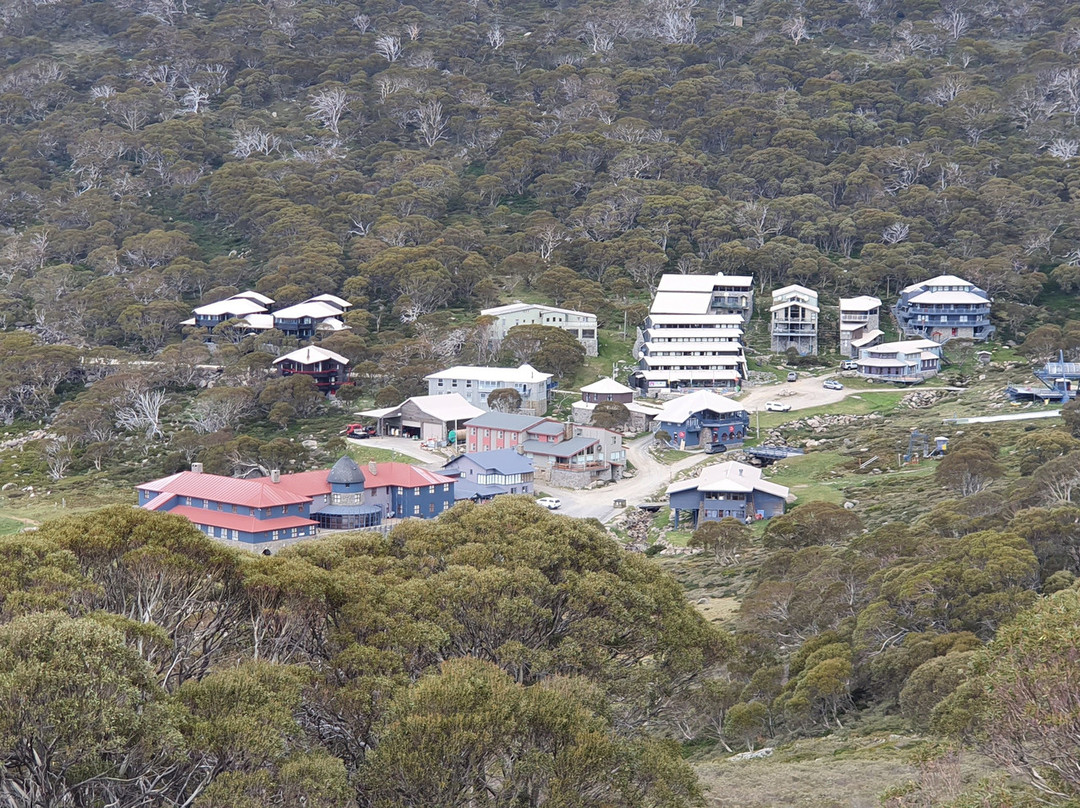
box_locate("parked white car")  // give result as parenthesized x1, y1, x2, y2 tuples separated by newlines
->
(764, 401, 791, 412)
(536, 497, 562, 510)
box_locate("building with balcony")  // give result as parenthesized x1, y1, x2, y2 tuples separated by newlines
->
(839, 295, 883, 358)
(425, 364, 554, 417)
(441, 449, 536, 500)
(855, 339, 943, 383)
(631, 272, 751, 394)
(272, 297, 352, 339)
(894, 275, 994, 343)
(183, 291, 274, 329)
(770, 285, 819, 355)
(463, 411, 559, 452)
(666, 461, 790, 528)
(480, 302, 598, 356)
(571, 378, 663, 431)
(652, 390, 750, 449)
(273, 346, 349, 394)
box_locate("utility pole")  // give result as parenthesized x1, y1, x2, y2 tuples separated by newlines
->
(756, 407, 760, 440)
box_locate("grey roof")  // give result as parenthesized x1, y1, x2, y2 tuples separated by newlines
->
(465, 411, 546, 430)
(444, 449, 534, 476)
(452, 480, 506, 501)
(327, 456, 365, 485)
(528, 420, 565, 437)
(521, 436, 598, 458)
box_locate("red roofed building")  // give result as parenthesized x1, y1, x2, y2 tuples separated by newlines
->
(137, 456, 456, 547)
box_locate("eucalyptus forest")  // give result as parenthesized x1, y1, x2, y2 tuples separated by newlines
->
(2, 0, 1080, 805)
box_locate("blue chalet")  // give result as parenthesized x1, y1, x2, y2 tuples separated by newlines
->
(652, 390, 750, 449)
(894, 275, 994, 343)
(136, 456, 455, 548)
(272, 299, 349, 339)
(666, 461, 790, 528)
(441, 449, 536, 497)
(184, 291, 273, 329)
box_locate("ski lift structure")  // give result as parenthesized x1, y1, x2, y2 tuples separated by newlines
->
(904, 429, 948, 464)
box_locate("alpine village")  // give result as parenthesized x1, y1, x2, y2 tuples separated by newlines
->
(2, 0, 1080, 806)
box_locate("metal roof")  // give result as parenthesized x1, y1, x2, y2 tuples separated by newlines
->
(327, 456, 364, 485)
(580, 378, 635, 395)
(444, 448, 534, 476)
(273, 346, 350, 366)
(527, 420, 566, 437)
(521, 436, 598, 458)
(654, 391, 747, 423)
(359, 394, 485, 423)
(465, 411, 547, 430)
(272, 300, 346, 320)
(425, 364, 552, 384)
(481, 301, 594, 318)
(138, 471, 312, 508)
(168, 505, 317, 533)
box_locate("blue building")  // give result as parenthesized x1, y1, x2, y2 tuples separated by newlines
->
(184, 291, 273, 329)
(652, 390, 750, 449)
(666, 461, 790, 528)
(136, 456, 455, 548)
(441, 449, 535, 497)
(894, 275, 994, 343)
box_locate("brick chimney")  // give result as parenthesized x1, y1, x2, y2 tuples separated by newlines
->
(191, 462, 203, 474)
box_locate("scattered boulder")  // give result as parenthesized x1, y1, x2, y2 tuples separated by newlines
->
(728, 748, 774, 762)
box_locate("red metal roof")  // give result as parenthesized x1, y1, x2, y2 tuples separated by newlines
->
(360, 462, 454, 489)
(168, 506, 316, 533)
(274, 469, 332, 497)
(143, 492, 174, 511)
(138, 471, 312, 508)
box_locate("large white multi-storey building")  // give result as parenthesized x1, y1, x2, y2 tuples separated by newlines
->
(631, 273, 752, 394)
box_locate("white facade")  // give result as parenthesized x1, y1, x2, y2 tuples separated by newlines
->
(425, 364, 553, 416)
(839, 295, 883, 358)
(481, 302, 598, 357)
(770, 285, 819, 355)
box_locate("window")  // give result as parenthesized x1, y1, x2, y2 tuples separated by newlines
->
(429, 503, 435, 513)
(272, 531, 279, 541)
(231, 530, 239, 541)
(428, 485, 435, 494)
(413, 505, 421, 515)
(443, 483, 449, 492)
(185, 496, 192, 506)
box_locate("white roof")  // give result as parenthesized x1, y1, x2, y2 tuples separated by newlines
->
(657, 274, 720, 292)
(273, 301, 347, 320)
(646, 341, 746, 353)
(667, 461, 789, 499)
(482, 301, 595, 319)
(651, 291, 713, 315)
(772, 284, 817, 300)
(238, 313, 274, 330)
(580, 378, 636, 395)
(180, 317, 196, 326)
(273, 346, 350, 366)
(232, 291, 275, 306)
(193, 298, 268, 317)
(643, 326, 743, 338)
(654, 390, 746, 422)
(305, 294, 351, 309)
(902, 274, 975, 293)
(315, 317, 350, 332)
(425, 363, 553, 384)
(907, 290, 988, 305)
(872, 339, 940, 353)
(850, 329, 884, 348)
(359, 393, 485, 423)
(769, 300, 820, 314)
(840, 295, 881, 311)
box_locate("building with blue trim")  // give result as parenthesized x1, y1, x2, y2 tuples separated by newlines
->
(894, 275, 994, 343)
(666, 461, 790, 528)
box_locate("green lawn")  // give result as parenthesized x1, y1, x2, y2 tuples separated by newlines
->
(764, 451, 848, 504)
(752, 391, 905, 432)
(0, 517, 26, 536)
(346, 445, 432, 465)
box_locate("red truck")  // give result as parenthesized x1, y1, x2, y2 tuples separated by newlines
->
(343, 424, 376, 438)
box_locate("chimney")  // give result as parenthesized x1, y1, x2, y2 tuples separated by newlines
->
(191, 462, 203, 474)
(270, 469, 281, 483)
(368, 461, 378, 475)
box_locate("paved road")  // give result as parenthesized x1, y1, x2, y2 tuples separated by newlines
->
(345, 436, 447, 464)
(555, 435, 713, 523)
(735, 373, 848, 413)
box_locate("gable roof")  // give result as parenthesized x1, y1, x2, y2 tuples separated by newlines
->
(840, 295, 882, 311)
(465, 411, 548, 431)
(360, 462, 454, 488)
(772, 284, 817, 299)
(527, 420, 566, 437)
(272, 300, 346, 320)
(359, 393, 484, 423)
(305, 294, 351, 309)
(521, 436, 598, 458)
(232, 291, 275, 306)
(902, 275, 976, 293)
(654, 391, 747, 423)
(425, 364, 553, 384)
(138, 471, 312, 508)
(666, 461, 790, 499)
(444, 449, 534, 476)
(273, 346, 350, 366)
(193, 297, 268, 317)
(481, 301, 595, 318)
